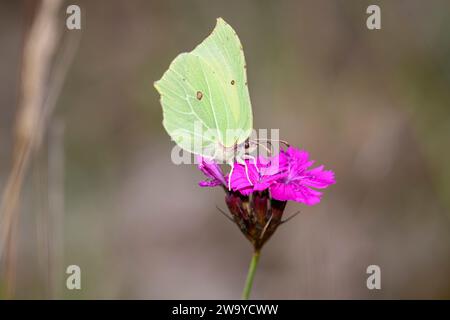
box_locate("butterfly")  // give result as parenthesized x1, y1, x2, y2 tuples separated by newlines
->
(155, 18, 269, 190)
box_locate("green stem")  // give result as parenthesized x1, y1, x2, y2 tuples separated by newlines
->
(241, 250, 260, 300)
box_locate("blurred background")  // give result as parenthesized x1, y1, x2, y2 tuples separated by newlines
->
(0, 0, 449, 299)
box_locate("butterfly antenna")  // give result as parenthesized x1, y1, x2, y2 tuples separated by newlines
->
(253, 138, 290, 148)
(252, 140, 272, 156)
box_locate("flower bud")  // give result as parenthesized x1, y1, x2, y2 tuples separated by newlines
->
(225, 190, 287, 251)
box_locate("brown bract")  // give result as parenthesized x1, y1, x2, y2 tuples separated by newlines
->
(225, 190, 287, 251)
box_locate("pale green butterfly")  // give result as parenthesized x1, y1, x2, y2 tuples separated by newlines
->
(155, 18, 262, 189)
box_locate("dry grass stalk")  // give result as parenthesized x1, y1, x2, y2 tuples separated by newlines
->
(0, 0, 63, 298)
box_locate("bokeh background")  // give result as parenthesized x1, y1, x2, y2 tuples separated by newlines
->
(0, 0, 449, 299)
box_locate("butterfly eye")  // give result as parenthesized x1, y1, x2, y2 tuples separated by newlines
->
(244, 141, 250, 149)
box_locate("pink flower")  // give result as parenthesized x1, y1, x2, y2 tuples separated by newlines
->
(197, 156, 227, 187)
(269, 148, 335, 205)
(229, 156, 287, 196)
(197, 146, 335, 205)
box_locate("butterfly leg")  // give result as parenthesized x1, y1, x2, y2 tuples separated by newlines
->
(241, 154, 259, 174)
(244, 162, 253, 186)
(236, 156, 254, 186)
(228, 161, 234, 191)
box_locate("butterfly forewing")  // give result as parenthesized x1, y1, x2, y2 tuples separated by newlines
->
(155, 18, 253, 161)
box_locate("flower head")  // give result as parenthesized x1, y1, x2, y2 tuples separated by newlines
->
(207, 146, 335, 205)
(196, 145, 335, 250)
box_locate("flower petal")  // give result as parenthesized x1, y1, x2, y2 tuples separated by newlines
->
(230, 154, 288, 195)
(197, 156, 226, 187)
(270, 182, 322, 205)
(229, 160, 259, 194)
(270, 146, 335, 205)
(301, 165, 336, 189)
